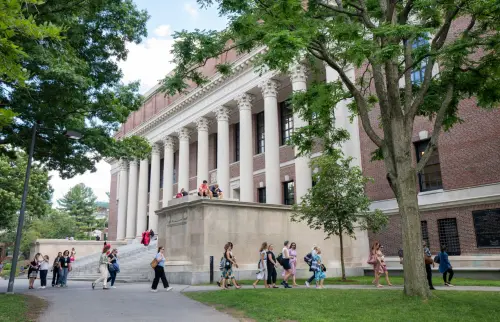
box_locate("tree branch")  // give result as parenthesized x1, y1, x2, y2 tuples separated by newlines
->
(398, 0, 414, 24)
(416, 84, 454, 173)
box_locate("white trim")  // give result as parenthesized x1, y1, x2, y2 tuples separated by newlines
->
(370, 183, 500, 214)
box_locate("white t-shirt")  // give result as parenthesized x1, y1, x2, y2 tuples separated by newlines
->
(40, 260, 50, 271)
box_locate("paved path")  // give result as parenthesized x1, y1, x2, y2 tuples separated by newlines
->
(0, 279, 236, 322)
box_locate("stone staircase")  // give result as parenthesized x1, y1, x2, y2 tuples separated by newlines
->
(68, 240, 158, 283)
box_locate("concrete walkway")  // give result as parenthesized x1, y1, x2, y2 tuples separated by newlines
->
(0, 279, 236, 322)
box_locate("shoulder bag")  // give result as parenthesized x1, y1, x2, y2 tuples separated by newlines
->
(151, 257, 159, 269)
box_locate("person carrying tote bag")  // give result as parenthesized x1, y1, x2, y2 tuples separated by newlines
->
(150, 246, 173, 292)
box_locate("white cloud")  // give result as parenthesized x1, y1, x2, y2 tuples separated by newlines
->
(50, 161, 111, 205)
(184, 3, 199, 19)
(154, 24, 172, 38)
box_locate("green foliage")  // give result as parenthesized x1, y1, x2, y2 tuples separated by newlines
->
(57, 183, 98, 239)
(0, 152, 52, 231)
(0, 0, 151, 178)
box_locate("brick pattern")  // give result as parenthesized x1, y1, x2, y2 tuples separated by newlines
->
(279, 145, 294, 163)
(108, 173, 118, 241)
(369, 203, 500, 256)
(230, 162, 240, 179)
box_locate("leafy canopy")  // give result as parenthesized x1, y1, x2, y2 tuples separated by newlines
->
(0, 0, 152, 178)
(57, 183, 98, 238)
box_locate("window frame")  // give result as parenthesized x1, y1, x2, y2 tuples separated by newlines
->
(280, 100, 294, 146)
(255, 111, 265, 154)
(421, 220, 430, 248)
(234, 122, 240, 162)
(411, 37, 429, 85)
(257, 187, 266, 204)
(437, 218, 461, 256)
(283, 181, 295, 205)
(415, 139, 443, 192)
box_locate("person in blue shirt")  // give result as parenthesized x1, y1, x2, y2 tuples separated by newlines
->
(210, 184, 224, 199)
(438, 244, 454, 287)
(151, 246, 173, 292)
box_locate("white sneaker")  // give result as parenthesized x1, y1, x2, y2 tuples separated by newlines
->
(112, 286, 116, 289)
(38, 287, 43, 289)
(41, 286, 46, 289)
(151, 289, 158, 292)
(305, 281, 310, 288)
(166, 287, 173, 292)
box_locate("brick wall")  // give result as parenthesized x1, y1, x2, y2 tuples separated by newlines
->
(108, 173, 118, 241)
(369, 203, 500, 256)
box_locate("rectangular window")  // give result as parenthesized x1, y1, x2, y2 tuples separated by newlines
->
(411, 38, 428, 85)
(159, 158, 164, 188)
(214, 133, 218, 169)
(438, 218, 461, 256)
(421, 221, 430, 248)
(280, 100, 294, 145)
(173, 152, 177, 183)
(234, 123, 240, 162)
(415, 140, 443, 192)
(472, 208, 500, 248)
(256, 112, 265, 154)
(147, 163, 151, 192)
(283, 181, 295, 205)
(258, 187, 266, 204)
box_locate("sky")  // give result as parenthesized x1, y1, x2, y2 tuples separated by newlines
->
(49, 1, 228, 204)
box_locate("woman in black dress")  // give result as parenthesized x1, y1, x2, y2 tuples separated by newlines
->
(266, 244, 279, 288)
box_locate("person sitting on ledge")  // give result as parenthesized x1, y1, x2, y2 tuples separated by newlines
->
(176, 188, 188, 198)
(210, 184, 223, 199)
(198, 180, 212, 198)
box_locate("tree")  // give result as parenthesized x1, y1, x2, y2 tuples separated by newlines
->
(0, 0, 151, 177)
(57, 184, 97, 239)
(292, 152, 387, 281)
(0, 152, 52, 231)
(161, 0, 500, 298)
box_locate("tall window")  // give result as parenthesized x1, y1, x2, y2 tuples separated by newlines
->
(438, 218, 461, 255)
(173, 152, 177, 183)
(256, 112, 265, 154)
(411, 37, 428, 85)
(421, 221, 430, 248)
(159, 158, 164, 188)
(214, 133, 218, 169)
(415, 140, 443, 192)
(280, 100, 294, 145)
(258, 187, 266, 203)
(283, 181, 295, 205)
(147, 163, 152, 192)
(234, 123, 240, 162)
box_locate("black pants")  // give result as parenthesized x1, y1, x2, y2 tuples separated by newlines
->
(266, 265, 277, 284)
(425, 264, 434, 288)
(51, 269, 59, 286)
(40, 270, 48, 287)
(107, 269, 117, 286)
(151, 266, 169, 290)
(443, 268, 454, 284)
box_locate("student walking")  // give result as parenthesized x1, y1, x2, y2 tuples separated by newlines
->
(220, 243, 240, 289)
(304, 246, 318, 288)
(92, 245, 111, 290)
(151, 246, 173, 292)
(376, 245, 392, 286)
(282, 242, 298, 286)
(39, 255, 50, 289)
(437, 245, 454, 286)
(280, 241, 293, 288)
(252, 242, 268, 288)
(313, 247, 326, 289)
(266, 244, 279, 288)
(106, 249, 119, 288)
(51, 252, 62, 287)
(28, 253, 42, 289)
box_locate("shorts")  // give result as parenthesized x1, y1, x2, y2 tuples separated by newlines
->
(282, 258, 291, 270)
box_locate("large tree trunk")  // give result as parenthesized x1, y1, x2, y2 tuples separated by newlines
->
(391, 123, 431, 298)
(339, 231, 346, 281)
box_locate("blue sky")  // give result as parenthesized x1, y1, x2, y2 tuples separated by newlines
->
(50, 1, 227, 203)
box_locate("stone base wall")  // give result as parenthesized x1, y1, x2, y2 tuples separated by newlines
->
(156, 199, 370, 284)
(30, 239, 128, 261)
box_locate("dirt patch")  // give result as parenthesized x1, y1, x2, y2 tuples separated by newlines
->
(24, 295, 48, 322)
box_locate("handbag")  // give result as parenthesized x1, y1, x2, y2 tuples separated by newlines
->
(424, 255, 433, 265)
(367, 254, 377, 265)
(151, 258, 158, 269)
(108, 263, 116, 272)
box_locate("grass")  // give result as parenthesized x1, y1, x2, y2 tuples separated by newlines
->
(185, 289, 500, 322)
(0, 294, 47, 322)
(199, 275, 500, 287)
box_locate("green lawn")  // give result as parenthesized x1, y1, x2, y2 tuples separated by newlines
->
(186, 289, 500, 322)
(202, 275, 500, 287)
(0, 294, 47, 322)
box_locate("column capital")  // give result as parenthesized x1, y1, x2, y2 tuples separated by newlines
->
(237, 93, 254, 111)
(151, 142, 161, 155)
(163, 136, 175, 149)
(215, 106, 231, 122)
(259, 79, 280, 98)
(129, 159, 139, 167)
(290, 63, 308, 83)
(177, 127, 191, 141)
(119, 159, 129, 171)
(195, 117, 210, 132)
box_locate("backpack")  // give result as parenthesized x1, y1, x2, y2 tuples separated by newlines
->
(276, 253, 284, 266)
(434, 253, 441, 264)
(304, 252, 313, 265)
(219, 257, 225, 270)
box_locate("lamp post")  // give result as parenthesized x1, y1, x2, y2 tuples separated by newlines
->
(6, 123, 82, 294)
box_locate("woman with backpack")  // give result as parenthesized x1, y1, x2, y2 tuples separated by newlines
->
(304, 246, 318, 288)
(266, 244, 279, 288)
(220, 243, 240, 289)
(437, 244, 454, 287)
(252, 242, 268, 288)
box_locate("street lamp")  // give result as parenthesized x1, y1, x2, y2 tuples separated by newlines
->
(6, 123, 82, 294)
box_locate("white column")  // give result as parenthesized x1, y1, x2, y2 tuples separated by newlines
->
(259, 79, 281, 204)
(196, 118, 210, 186)
(237, 93, 254, 202)
(135, 158, 149, 238)
(215, 106, 230, 195)
(125, 159, 138, 240)
(148, 143, 161, 232)
(177, 127, 191, 193)
(116, 160, 128, 240)
(162, 136, 175, 205)
(290, 63, 312, 201)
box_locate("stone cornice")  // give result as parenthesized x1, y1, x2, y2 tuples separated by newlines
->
(122, 47, 267, 139)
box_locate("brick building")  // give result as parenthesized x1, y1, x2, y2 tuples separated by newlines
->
(107, 17, 500, 265)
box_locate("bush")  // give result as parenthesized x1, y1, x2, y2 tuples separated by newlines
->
(2, 263, 11, 270)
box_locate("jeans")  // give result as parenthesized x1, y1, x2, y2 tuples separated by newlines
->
(443, 268, 454, 284)
(266, 265, 277, 285)
(425, 264, 434, 289)
(39, 270, 48, 287)
(58, 268, 69, 286)
(151, 266, 169, 290)
(307, 272, 315, 284)
(107, 269, 117, 286)
(94, 264, 108, 288)
(51, 268, 59, 286)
